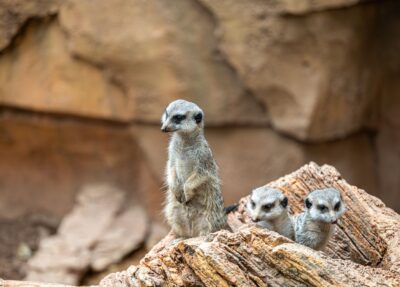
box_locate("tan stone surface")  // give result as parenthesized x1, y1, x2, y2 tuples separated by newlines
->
(200, 0, 379, 141)
(90, 206, 149, 272)
(0, 20, 128, 121)
(0, 113, 152, 220)
(0, 0, 61, 50)
(376, 74, 400, 212)
(26, 185, 149, 284)
(59, 0, 267, 125)
(274, 0, 364, 14)
(374, 6, 400, 212)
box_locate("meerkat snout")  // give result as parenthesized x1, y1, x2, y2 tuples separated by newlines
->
(246, 187, 294, 240)
(161, 100, 204, 134)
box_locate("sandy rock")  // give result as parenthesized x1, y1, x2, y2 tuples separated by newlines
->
(58, 185, 125, 248)
(0, 214, 56, 279)
(26, 237, 91, 284)
(0, 113, 157, 221)
(25, 185, 149, 284)
(59, 0, 267, 125)
(374, 8, 400, 212)
(273, 0, 365, 14)
(0, 19, 128, 121)
(91, 206, 149, 272)
(0, 0, 61, 50)
(376, 85, 400, 212)
(200, 0, 380, 141)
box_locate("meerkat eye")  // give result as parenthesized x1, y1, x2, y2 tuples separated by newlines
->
(250, 199, 255, 209)
(334, 202, 341, 211)
(262, 203, 274, 212)
(281, 197, 288, 208)
(172, 114, 186, 124)
(194, 113, 203, 123)
(317, 205, 327, 212)
(305, 198, 312, 209)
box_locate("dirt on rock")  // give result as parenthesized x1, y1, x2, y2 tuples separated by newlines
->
(0, 214, 57, 279)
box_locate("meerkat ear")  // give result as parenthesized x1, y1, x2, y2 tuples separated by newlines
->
(194, 112, 203, 123)
(305, 198, 312, 209)
(281, 196, 288, 208)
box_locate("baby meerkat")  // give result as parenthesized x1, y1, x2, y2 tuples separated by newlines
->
(293, 188, 346, 251)
(246, 187, 294, 240)
(161, 99, 226, 238)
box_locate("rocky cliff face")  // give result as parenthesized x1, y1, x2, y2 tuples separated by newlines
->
(0, 0, 399, 226)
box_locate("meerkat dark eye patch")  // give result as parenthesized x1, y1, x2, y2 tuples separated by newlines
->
(172, 114, 186, 124)
(194, 113, 203, 123)
(250, 199, 255, 209)
(281, 197, 288, 208)
(305, 198, 312, 209)
(334, 201, 341, 211)
(317, 204, 327, 212)
(262, 203, 274, 212)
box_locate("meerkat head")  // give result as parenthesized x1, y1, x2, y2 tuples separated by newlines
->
(161, 99, 204, 134)
(304, 188, 346, 224)
(247, 187, 289, 223)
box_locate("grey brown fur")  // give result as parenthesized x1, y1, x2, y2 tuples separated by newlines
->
(161, 99, 226, 238)
(293, 188, 346, 250)
(246, 187, 294, 240)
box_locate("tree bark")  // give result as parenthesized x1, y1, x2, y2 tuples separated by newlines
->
(3, 162, 400, 286)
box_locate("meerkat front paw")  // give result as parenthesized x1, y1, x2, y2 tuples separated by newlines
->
(170, 187, 186, 204)
(176, 192, 186, 204)
(183, 186, 195, 204)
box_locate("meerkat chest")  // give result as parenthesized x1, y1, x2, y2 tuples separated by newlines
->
(175, 154, 196, 181)
(306, 220, 333, 242)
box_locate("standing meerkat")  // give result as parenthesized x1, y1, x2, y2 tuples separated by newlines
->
(246, 187, 294, 240)
(161, 99, 226, 238)
(293, 188, 346, 251)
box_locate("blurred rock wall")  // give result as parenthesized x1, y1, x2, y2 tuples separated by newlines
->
(0, 0, 399, 223)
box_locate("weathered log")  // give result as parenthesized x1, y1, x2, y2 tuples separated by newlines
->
(99, 162, 400, 286)
(2, 162, 399, 286)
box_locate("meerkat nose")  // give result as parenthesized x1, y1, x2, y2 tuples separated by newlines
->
(332, 219, 338, 224)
